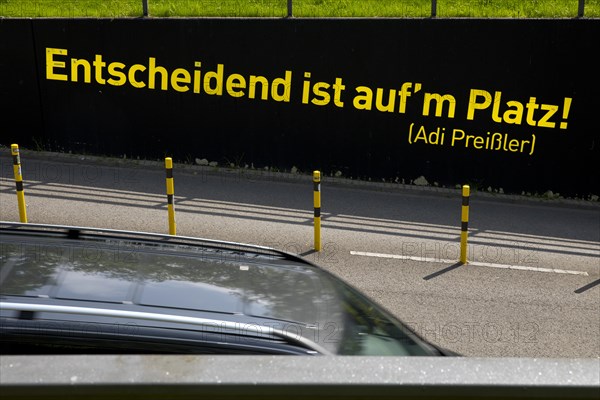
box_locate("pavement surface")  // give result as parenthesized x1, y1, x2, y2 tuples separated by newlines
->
(1, 148, 599, 358)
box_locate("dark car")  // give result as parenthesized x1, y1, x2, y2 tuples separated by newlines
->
(0, 221, 454, 356)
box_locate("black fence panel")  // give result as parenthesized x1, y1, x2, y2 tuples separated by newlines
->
(2, 18, 598, 197)
(0, 20, 43, 143)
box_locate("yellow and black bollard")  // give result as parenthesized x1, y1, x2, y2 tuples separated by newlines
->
(313, 170, 321, 251)
(460, 185, 470, 264)
(11, 144, 28, 223)
(165, 157, 176, 235)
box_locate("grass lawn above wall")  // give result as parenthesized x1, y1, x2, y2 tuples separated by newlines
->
(1, 0, 599, 18)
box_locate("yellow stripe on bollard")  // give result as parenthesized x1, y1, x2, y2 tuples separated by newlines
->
(11, 144, 28, 223)
(313, 170, 321, 252)
(165, 157, 176, 235)
(460, 184, 470, 264)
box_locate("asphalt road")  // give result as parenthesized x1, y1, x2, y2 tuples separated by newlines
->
(1, 150, 598, 358)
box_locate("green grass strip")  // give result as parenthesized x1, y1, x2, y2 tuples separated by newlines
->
(1, 0, 599, 18)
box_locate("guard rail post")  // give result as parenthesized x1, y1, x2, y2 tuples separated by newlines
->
(11, 144, 28, 223)
(165, 157, 176, 235)
(313, 170, 321, 251)
(460, 185, 470, 264)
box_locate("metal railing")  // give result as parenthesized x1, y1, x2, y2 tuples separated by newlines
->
(138, 0, 589, 18)
(2, 355, 599, 399)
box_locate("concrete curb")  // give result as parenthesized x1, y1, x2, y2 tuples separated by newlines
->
(3, 146, 598, 211)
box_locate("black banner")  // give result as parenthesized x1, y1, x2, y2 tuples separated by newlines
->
(1, 18, 598, 197)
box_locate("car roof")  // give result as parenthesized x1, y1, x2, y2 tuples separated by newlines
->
(1, 222, 334, 324)
(0, 221, 444, 356)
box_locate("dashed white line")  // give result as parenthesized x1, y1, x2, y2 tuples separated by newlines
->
(350, 251, 456, 264)
(350, 251, 589, 276)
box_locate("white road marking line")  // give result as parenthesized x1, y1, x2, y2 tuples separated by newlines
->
(350, 251, 589, 276)
(351, 251, 456, 264)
